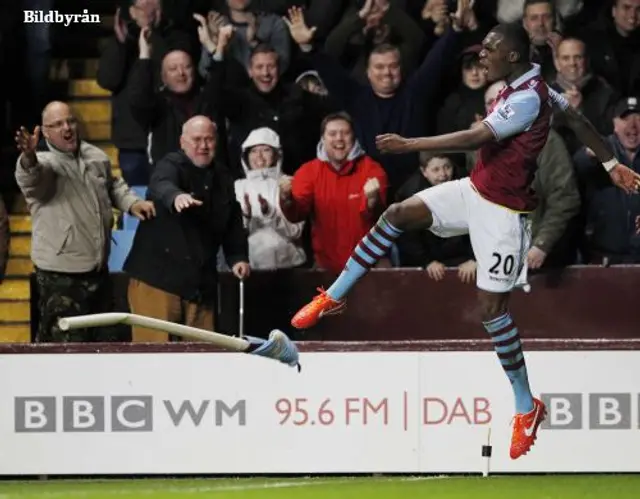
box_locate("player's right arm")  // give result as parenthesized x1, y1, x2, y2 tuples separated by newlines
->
(549, 87, 640, 194)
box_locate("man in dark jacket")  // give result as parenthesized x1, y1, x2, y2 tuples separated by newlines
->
(123, 115, 250, 342)
(97, 0, 194, 186)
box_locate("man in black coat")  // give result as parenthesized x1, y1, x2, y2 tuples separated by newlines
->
(124, 115, 250, 342)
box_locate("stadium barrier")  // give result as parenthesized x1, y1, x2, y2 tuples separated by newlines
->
(0, 347, 639, 475)
(1, 266, 637, 475)
(25, 265, 640, 342)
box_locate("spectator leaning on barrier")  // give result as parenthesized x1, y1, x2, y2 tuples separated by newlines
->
(278, 112, 388, 274)
(0, 193, 8, 284)
(394, 152, 476, 283)
(123, 116, 249, 343)
(573, 96, 640, 264)
(127, 20, 231, 168)
(284, 2, 476, 196)
(97, 0, 194, 186)
(234, 127, 306, 269)
(14, 101, 155, 343)
(549, 37, 619, 155)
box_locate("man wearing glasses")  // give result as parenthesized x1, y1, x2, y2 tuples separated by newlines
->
(14, 101, 155, 342)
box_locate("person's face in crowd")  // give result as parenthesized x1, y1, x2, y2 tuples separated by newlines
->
(522, 1, 554, 46)
(462, 60, 487, 90)
(479, 32, 512, 83)
(614, 112, 640, 151)
(227, 0, 251, 11)
(162, 51, 195, 94)
(130, 0, 161, 29)
(249, 52, 279, 93)
(323, 118, 354, 164)
(181, 118, 217, 167)
(41, 102, 79, 153)
(554, 39, 586, 84)
(484, 80, 507, 114)
(612, 0, 640, 35)
(248, 145, 276, 169)
(421, 156, 454, 186)
(367, 49, 402, 98)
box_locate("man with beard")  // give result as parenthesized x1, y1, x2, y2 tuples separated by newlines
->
(14, 101, 155, 342)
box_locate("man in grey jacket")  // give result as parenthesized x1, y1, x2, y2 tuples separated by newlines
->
(14, 101, 155, 343)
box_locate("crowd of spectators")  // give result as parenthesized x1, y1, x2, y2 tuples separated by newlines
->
(1, 0, 640, 342)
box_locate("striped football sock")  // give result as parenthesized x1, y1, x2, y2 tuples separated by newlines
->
(326, 216, 402, 301)
(483, 312, 534, 414)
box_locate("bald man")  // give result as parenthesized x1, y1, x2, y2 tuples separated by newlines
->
(14, 101, 155, 343)
(123, 116, 249, 342)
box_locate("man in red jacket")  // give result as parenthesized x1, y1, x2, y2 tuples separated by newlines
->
(279, 112, 388, 274)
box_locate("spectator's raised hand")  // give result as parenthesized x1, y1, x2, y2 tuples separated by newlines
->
(279, 175, 293, 201)
(258, 194, 270, 215)
(114, 7, 128, 44)
(15, 126, 40, 166)
(450, 0, 475, 32)
(194, 13, 217, 53)
(363, 177, 381, 208)
(138, 26, 152, 59)
(283, 7, 316, 46)
(174, 193, 203, 212)
(243, 193, 252, 218)
(563, 85, 582, 110)
(359, 0, 376, 19)
(217, 24, 235, 54)
(427, 261, 446, 281)
(457, 259, 476, 283)
(245, 12, 259, 47)
(207, 10, 227, 41)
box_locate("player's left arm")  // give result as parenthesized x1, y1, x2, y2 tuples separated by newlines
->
(549, 87, 640, 194)
(376, 90, 540, 154)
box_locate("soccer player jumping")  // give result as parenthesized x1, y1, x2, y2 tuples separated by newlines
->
(290, 23, 640, 459)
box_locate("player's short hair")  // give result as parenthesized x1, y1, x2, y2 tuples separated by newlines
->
(320, 111, 354, 135)
(491, 22, 532, 63)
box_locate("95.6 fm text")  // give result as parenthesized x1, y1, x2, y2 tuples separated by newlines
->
(275, 397, 390, 427)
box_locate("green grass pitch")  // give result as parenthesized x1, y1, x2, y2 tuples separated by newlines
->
(0, 475, 638, 498)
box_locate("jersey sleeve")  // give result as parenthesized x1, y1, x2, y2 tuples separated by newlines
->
(483, 89, 541, 141)
(547, 85, 570, 111)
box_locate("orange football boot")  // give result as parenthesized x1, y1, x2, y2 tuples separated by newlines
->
(291, 288, 346, 329)
(510, 397, 547, 459)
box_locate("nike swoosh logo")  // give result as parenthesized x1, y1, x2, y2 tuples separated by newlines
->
(524, 404, 540, 437)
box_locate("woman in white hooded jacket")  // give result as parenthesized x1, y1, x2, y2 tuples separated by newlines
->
(234, 127, 307, 270)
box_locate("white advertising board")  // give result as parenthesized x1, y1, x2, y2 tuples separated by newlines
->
(0, 350, 639, 475)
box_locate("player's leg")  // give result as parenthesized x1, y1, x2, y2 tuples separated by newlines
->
(291, 180, 469, 329)
(466, 188, 545, 459)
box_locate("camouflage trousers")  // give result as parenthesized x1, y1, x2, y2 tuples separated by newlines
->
(34, 268, 120, 343)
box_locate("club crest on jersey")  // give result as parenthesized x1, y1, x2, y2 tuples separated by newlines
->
(497, 104, 515, 121)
